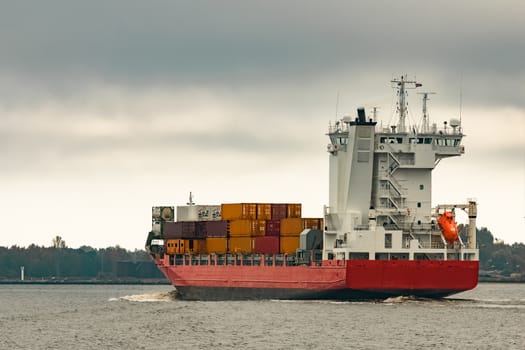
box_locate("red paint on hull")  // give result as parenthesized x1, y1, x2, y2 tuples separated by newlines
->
(155, 257, 478, 300)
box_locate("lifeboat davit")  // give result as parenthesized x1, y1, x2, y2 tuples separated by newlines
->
(437, 211, 459, 243)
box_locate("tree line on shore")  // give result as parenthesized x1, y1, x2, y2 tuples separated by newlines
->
(0, 236, 163, 280)
(0, 228, 524, 280)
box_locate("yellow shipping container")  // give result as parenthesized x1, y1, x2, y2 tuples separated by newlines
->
(280, 218, 304, 236)
(221, 203, 257, 220)
(206, 237, 228, 254)
(184, 239, 206, 254)
(257, 203, 272, 220)
(287, 203, 302, 218)
(252, 220, 266, 236)
(229, 219, 266, 237)
(280, 235, 300, 254)
(302, 218, 324, 230)
(229, 237, 253, 254)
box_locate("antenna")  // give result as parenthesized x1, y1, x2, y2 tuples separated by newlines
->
(417, 92, 436, 133)
(187, 192, 195, 206)
(391, 75, 422, 132)
(372, 106, 380, 121)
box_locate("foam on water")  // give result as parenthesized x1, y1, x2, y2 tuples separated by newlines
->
(109, 290, 177, 302)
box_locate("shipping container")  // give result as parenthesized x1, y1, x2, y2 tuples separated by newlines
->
(165, 239, 185, 254)
(228, 237, 254, 254)
(256, 203, 272, 220)
(228, 219, 266, 237)
(177, 205, 221, 221)
(152, 206, 175, 222)
(205, 220, 228, 237)
(271, 204, 288, 220)
(163, 222, 198, 239)
(252, 220, 266, 237)
(185, 239, 206, 254)
(165, 239, 178, 255)
(265, 220, 281, 237)
(280, 235, 300, 254)
(254, 236, 279, 254)
(287, 204, 302, 218)
(280, 218, 304, 236)
(163, 222, 180, 239)
(206, 237, 228, 254)
(302, 218, 324, 230)
(221, 203, 257, 220)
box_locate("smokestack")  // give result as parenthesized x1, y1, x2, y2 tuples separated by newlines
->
(357, 107, 366, 123)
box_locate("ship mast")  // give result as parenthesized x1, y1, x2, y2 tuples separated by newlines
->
(417, 92, 436, 133)
(391, 75, 421, 132)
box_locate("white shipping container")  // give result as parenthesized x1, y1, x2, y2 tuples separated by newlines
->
(197, 205, 221, 221)
(177, 205, 221, 221)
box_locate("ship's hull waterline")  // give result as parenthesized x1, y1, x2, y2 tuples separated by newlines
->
(155, 258, 479, 301)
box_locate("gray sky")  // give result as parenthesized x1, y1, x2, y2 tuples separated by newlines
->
(1, 0, 524, 248)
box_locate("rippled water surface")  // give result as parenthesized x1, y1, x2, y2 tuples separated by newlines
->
(1, 283, 523, 349)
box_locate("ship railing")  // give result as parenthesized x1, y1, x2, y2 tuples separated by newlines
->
(413, 241, 446, 249)
(169, 253, 302, 267)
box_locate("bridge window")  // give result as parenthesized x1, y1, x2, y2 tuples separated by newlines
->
(385, 233, 392, 248)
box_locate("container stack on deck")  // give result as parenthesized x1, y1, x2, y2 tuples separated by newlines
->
(153, 203, 323, 256)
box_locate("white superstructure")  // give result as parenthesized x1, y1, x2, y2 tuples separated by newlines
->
(323, 76, 478, 262)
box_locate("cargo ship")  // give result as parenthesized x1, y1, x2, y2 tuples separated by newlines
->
(146, 76, 479, 300)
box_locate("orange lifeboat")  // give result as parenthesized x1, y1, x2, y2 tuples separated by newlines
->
(437, 211, 459, 243)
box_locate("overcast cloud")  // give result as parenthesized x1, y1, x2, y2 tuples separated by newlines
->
(1, 1, 523, 248)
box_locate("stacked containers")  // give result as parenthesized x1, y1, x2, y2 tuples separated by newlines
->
(205, 221, 228, 254)
(222, 204, 256, 254)
(279, 218, 303, 254)
(160, 202, 323, 256)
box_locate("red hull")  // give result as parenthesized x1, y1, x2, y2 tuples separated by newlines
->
(155, 256, 478, 300)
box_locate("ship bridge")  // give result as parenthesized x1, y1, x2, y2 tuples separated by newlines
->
(324, 76, 478, 263)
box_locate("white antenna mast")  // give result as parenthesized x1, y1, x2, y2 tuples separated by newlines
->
(417, 92, 436, 133)
(372, 106, 380, 121)
(391, 75, 422, 132)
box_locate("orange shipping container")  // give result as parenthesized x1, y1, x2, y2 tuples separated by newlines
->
(221, 203, 257, 220)
(280, 235, 300, 254)
(302, 218, 324, 230)
(165, 239, 184, 255)
(184, 239, 206, 254)
(287, 204, 302, 218)
(206, 237, 228, 254)
(257, 203, 272, 220)
(229, 219, 266, 237)
(280, 218, 304, 236)
(228, 237, 253, 254)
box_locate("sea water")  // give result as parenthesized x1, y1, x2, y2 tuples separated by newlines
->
(0, 283, 523, 349)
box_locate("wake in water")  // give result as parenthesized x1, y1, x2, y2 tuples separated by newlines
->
(109, 290, 177, 302)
